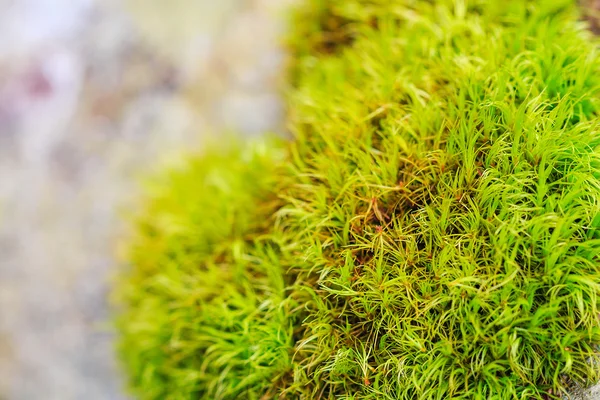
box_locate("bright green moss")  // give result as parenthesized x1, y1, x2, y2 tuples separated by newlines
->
(115, 1, 600, 399)
(114, 139, 297, 399)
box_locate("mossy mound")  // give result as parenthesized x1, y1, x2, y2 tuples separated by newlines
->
(114, 140, 295, 399)
(115, 1, 600, 399)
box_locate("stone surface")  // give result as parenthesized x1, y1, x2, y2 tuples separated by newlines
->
(0, 0, 288, 399)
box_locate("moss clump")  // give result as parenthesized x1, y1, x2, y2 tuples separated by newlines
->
(114, 140, 295, 399)
(115, 0, 600, 399)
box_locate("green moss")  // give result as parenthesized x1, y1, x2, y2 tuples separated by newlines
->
(114, 139, 296, 399)
(115, 1, 600, 399)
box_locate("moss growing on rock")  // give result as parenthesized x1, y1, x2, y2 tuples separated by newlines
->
(115, 1, 600, 399)
(114, 140, 295, 399)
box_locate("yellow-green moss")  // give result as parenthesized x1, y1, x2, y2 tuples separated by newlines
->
(115, 1, 600, 399)
(114, 139, 297, 399)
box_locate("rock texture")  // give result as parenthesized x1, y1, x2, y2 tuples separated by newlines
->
(0, 0, 289, 399)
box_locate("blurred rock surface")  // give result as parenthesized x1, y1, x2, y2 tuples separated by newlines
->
(0, 0, 291, 399)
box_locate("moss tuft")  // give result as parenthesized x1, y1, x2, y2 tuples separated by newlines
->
(115, 1, 600, 399)
(114, 139, 296, 399)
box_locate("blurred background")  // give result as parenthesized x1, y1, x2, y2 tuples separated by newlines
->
(0, 0, 291, 398)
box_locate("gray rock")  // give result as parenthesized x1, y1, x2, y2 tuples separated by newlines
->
(0, 0, 287, 399)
